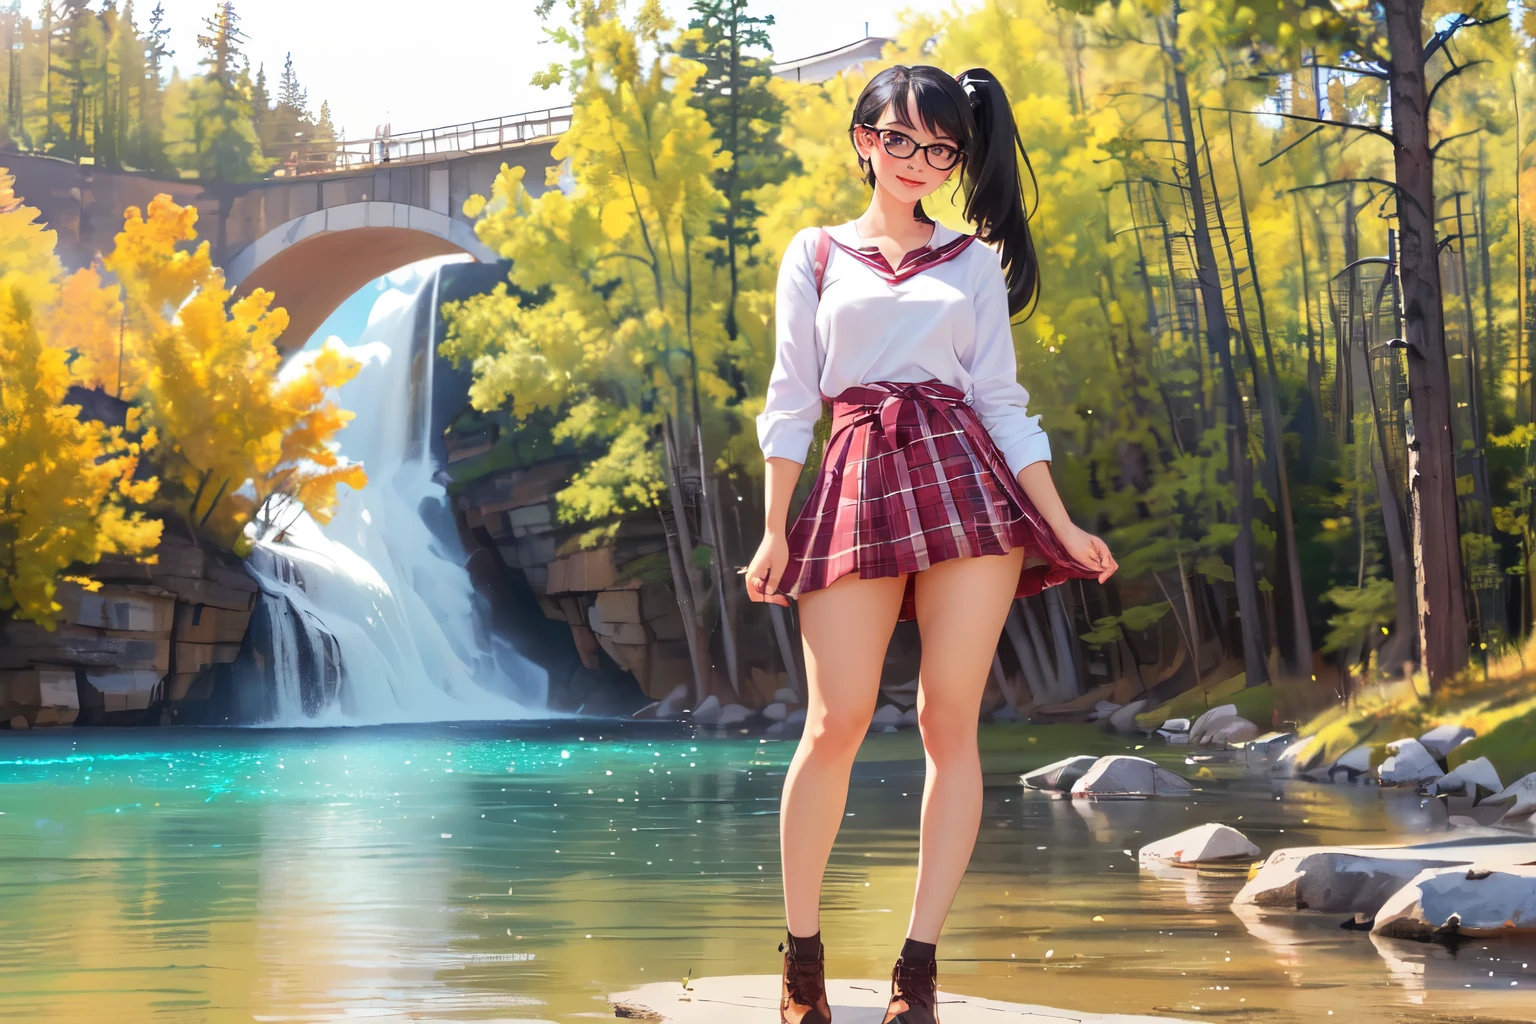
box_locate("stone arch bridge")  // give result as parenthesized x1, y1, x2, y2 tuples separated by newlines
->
(5, 108, 568, 350)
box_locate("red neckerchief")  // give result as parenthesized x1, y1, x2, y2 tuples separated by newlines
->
(827, 226, 978, 285)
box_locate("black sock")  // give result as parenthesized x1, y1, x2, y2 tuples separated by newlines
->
(786, 929, 822, 959)
(901, 937, 937, 963)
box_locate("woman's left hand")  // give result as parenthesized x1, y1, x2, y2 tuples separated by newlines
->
(1056, 523, 1118, 583)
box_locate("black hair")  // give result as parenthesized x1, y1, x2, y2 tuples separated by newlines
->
(848, 64, 1041, 319)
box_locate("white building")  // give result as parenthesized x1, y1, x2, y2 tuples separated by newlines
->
(772, 36, 892, 84)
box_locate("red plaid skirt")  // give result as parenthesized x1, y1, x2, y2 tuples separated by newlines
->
(778, 380, 1094, 621)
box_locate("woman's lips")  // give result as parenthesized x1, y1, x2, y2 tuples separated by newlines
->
(894, 174, 924, 187)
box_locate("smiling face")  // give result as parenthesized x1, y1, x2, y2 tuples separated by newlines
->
(852, 93, 963, 204)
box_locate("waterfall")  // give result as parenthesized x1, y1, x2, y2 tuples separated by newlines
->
(244, 261, 548, 726)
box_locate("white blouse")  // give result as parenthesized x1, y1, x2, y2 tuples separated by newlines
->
(755, 219, 1052, 478)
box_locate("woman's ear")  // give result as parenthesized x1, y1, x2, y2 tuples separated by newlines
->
(851, 124, 874, 163)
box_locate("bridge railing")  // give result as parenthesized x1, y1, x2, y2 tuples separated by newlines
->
(277, 106, 575, 176)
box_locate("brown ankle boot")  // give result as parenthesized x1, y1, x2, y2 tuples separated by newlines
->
(880, 956, 938, 1024)
(779, 940, 832, 1024)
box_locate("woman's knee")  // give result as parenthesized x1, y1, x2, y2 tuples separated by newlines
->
(917, 701, 978, 761)
(803, 702, 872, 757)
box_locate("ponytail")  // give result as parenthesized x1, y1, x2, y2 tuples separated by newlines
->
(956, 68, 1041, 319)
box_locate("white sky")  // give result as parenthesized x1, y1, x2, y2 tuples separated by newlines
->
(155, 1, 950, 141)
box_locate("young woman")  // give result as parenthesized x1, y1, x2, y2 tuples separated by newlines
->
(744, 65, 1119, 1024)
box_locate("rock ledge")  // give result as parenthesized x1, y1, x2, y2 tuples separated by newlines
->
(609, 975, 1208, 1022)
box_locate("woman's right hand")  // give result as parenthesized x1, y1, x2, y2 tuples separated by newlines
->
(744, 530, 791, 606)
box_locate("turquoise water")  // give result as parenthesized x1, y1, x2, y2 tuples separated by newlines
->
(0, 722, 1531, 1023)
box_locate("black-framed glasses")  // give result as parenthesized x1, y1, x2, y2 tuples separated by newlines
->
(855, 123, 963, 171)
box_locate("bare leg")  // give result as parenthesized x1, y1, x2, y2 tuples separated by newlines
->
(781, 571, 907, 936)
(905, 549, 1025, 943)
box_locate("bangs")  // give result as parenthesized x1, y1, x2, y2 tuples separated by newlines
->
(855, 66, 971, 146)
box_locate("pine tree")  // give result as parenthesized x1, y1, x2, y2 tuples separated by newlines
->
(676, 0, 796, 345)
(133, 0, 173, 172)
(276, 50, 306, 115)
(249, 61, 268, 148)
(1, 3, 24, 146)
(169, 1, 269, 181)
(195, 1, 245, 85)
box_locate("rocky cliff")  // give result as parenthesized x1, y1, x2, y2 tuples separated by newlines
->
(0, 532, 257, 728)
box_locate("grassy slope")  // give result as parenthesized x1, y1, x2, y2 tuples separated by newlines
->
(1285, 652, 1536, 784)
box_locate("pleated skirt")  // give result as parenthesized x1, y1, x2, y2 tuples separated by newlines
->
(777, 380, 1095, 621)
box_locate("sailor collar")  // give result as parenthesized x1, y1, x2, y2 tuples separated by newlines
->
(824, 220, 978, 285)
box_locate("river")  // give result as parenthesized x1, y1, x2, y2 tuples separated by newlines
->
(0, 723, 1531, 1023)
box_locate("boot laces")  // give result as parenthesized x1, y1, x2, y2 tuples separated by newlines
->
(780, 942, 826, 1005)
(891, 956, 937, 1010)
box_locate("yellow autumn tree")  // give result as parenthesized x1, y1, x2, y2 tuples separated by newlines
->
(103, 195, 368, 550)
(0, 171, 162, 627)
(442, 0, 732, 520)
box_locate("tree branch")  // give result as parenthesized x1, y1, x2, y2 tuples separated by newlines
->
(1424, 13, 1506, 65)
(1288, 176, 1401, 195)
(1431, 128, 1482, 157)
(1212, 106, 1393, 146)
(1301, 61, 1390, 81)
(1428, 59, 1488, 112)
(1259, 125, 1324, 167)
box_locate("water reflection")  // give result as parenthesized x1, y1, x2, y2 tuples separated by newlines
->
(0, 725, 1531, 1023)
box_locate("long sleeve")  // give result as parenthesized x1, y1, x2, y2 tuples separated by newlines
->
(965, 249, 1051, 477)
(756, 228, 825, 464)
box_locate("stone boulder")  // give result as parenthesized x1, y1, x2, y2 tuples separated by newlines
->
(1233, 835, 1536, 915)
(1377, 738, 1444, 787)
(1326, 744, 1374, 783)
(762, 702, 788, 722)
(1154, 717, 1191, 744)
(1019, 755, 1099, 793)
(657, 683, 690, 718)
(1482, 772, 1536, 822)
(1238, 731, 1296, 762)
(1104, 698, 1148, 734)
(1274, 736, 1326, 778)
(717, 703, 753, 727)
(1205, 717, 1261, 747)
(869, 703, 903, 730)
(1418, 723, 1476, 760)
(1373, 864, 1536, 940)
(1425, 757, 1502, 800)
(1188, 703, 1237, 740)
(1139, 823, 1260, 867)
(1070, 755, 1193, 798)
(1087, 700, 1121, 722)
(692, 694, 722, 724)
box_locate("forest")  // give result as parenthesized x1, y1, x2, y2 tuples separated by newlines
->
(441, 0, 1536, 710)
(6, 0, 1536, 722)
(0, 1, 335, 180)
